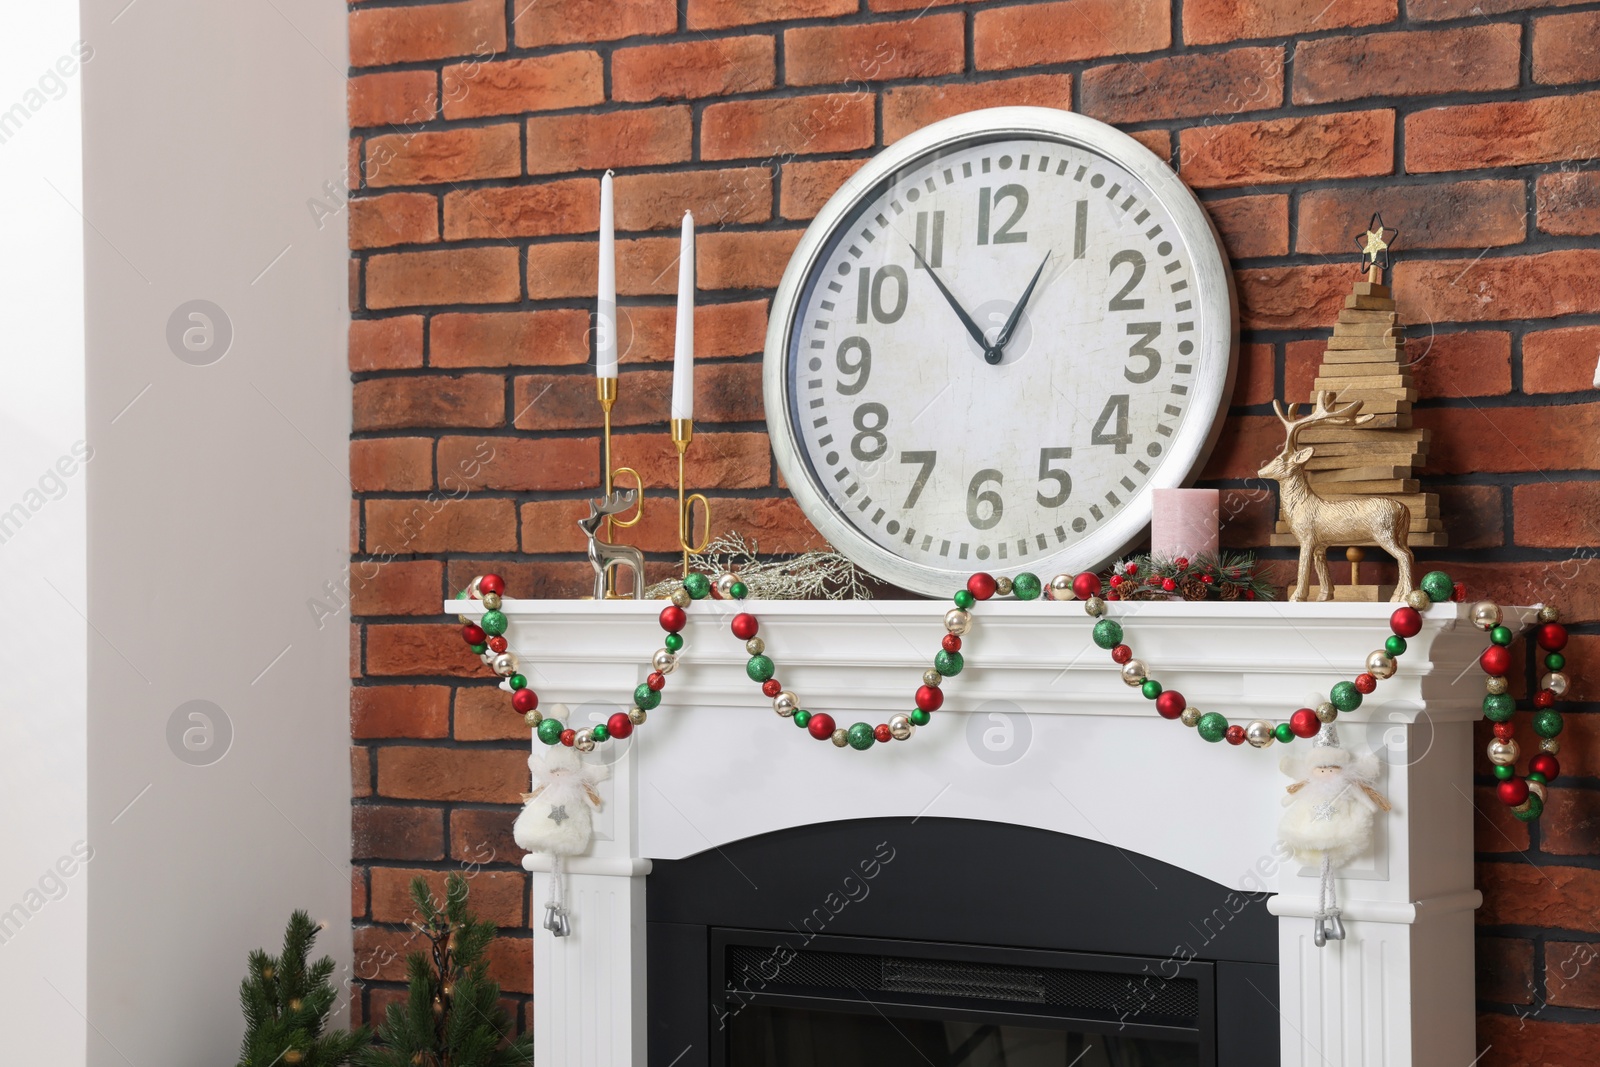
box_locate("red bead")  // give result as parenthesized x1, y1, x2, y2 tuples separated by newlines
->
(1493, 722, 1516, 740)
(1111, 644, 1133, 665)
(942, 634, 962, 653)
(1225, 725, 1246, 745)
(1390, 607, 1423, 638)
(1354, 673, 1377, 695)
(512, 689, 538, 713)
(1162, 578, 1177, 592)
(479, 574, 505, 595)
(966, 573, 998, 601)
(607, 712, 634, 740)
(559, 729, 576, 747)
(1497, 777, 1530, 806)
(1535, 688, 1556, 709)
(659, 605, 687, 633)
(1479, 644, 1512, 678)
(1109, 574, 1124, 588)
(646, 671, 666, 691)
(487, 636, 508, 653)
(1290, 708, 1321, 739)
(1530, 753, 1560, 781)
(1071, 572, 1102, 600)
(731, 613, 760, 640)
(761, 679, 782, 698)
(807, 713, 836, 741)
(1537, 623, 1569, 652)
(461, 623, 486, 646)
(874, 724, 892, 743)
(1155, 690, 1186, 720)
(916, 685, 944, 712)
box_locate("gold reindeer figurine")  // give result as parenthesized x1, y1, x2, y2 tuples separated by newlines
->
(1259, 391, 1415, 602)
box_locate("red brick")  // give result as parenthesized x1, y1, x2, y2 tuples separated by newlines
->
(688, 0, 853, 30)
(1199, 414, 1280, 481)
(1542, 789, 1600, 859)
(431, 310, 589, 369)
(350, 317, 424, 372)
(352, 685, 451, 740)
(785, 15, 964, 87)
(1415, 403, 1600, 476)
(1406, 330, 1512, 399)
(1407, 92, 1600, 172)
(870, 0, 963, 7)
(1232, 343, 1275, 407)
(1536, 172, 1600, 237)
(366, 622, 494, 678)
(441, 53, 603, 120)
(435, 436, 599, 492)
(352, 805, 446, 860)
(1514, 483, 1600, 548)
(370, 868, 526, 927)
(1395, 250, 1600, 325)
(1473, 783, 1529, 853)
(350, 192, 438, 250)
(442, 178, 598, 240)
(352, 746, 373, 799)
(883, 75, 1074, 144)
(1479, 861, 1600, 932)
(618, 299, 767, 364)
(515, 0, 674, 46)
(975, 0, 1170, 70)
(514, 365, 763, 430)
(624, 493, 825, 554)
(615, 168, 772, 231)
(350, 0, 506, 67)
(1294, 25, 1520, 105)
(1083, 48, 1283, 125)
(366, 124, 520, 188)
(349, 71, 438, 129)
(363, 497, 517, 556)
(1412, 0, 1586, 16)
(1436, 484, 1505, 550)
(1297, 181, 1524, 255)
(518, 499, 597, 555)
(1476, 937, 1535, 1005)
(1285, 339, 1318, 402)
(454, 686, 530, 742)
(1236, 263, 1352, 331)
(703, 94, 875, 161)
(1181, 110, 1393, 189)
(1534, 12, 1600, 85)
(376, 746, 531, 802)
(1545, 940, 1600, 1008)
(445, 560, 599, 601)
(1524, 326, 1600, 394)
(349, 560, 445, 617)
(1183, 0, 1394, 44)
(352, 925, 424, 984)
(1477, 1011, 1600, 1066)
(526, 237, 687, 300)
(486, 937, 531, 993)
(613, 430, 772, 490)
(353, 374, 504, 430)
(351, 438, 433, 493)
(612, 36, 776, 102)
(348, 136, 361, 193)
(1204, 195, 1288, 260)
(780, 159, 866, 219)
(698, 230, 803, 290)
(1129, 130, 1171, 162)
(366, 247, 520, 310)
(526, 106, 691, 175)
(352, 867, 367, 920)
(450, 807, 522, 867)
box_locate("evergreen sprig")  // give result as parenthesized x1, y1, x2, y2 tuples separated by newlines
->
(1105, 550, 1277, 602)
(236, 911, 371, 1067)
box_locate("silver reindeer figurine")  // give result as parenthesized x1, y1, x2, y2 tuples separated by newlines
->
(578, 489, 646, 600)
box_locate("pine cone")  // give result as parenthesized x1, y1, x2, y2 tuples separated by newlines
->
(1180, 577, 1208, 601)
(1219, 582, 1241, 601)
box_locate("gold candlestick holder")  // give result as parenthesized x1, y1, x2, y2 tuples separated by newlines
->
(596, 377, 643, 598)
(671, 418, 711, 576)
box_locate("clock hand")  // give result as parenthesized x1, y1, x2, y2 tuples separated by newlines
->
(909, 243, 991, 356)
(991, 250, 1053, 357)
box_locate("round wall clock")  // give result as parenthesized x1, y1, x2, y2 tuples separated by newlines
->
(764, 106, 1237, 597)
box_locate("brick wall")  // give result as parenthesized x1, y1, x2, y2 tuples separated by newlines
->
(345, 0, 1600, 1058)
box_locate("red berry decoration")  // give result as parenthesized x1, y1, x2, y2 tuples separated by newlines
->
(1125, 564, 1138, 577)
(479, 574, 505, 595)
(731, 613, 760, 640)
(1534, 689, 1556, 709)
(1155, 690, 1186, 720)
(1479, 644, 1512, 678)
(487, 636, 508, 653)
(916, 685, 944, 712)
(967, 573, 998, 601)
(1493, 721, 1516, 740)
(1175, 557, 1189, 568)
(1071, 572, 1102, 600)
(659, 605, 687, 633)
(874, 724, 892, 743)
(942, 634, 962, 653)
(1201, 574, 1214, 585)
(461, 623, 486, 645)
(512, 688, 538, 713)
(1162, 578, 1177, 592)
(607, 712, 634, 740)
(646, 671, 666, 691)
(1390, 607, 1422, 638)
(1530, 753, 1560, 781)
(1225, 724, 1246, 745)
(559, 729, 576, 747)
(1354, 673, 1378, 695)
(1111, 644, 1133, 665)
(761, 679, 782, 698)
(1452, 582, 1467, 602)
(1289, 708, 1321, 739)
(1537, 623, 1569, 652)
(1497, 777, 1530, 806)
(807, 712, 836, 741)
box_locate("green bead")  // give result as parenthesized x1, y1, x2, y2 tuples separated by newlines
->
(1141, 679, 1162, 700)
(664, 632, 684, 653)
(536, 718, 564, 746)
(1092, 619, 1124, 650)
(469, 642, 487, 655)
(1012, 573, 1042, 601)
(592, 724, 609, 742)
(1490, 625, 1514, 646)
(1534, 710, 1564, 738)
(1512, 794, 1544, 822)
(1419, 570, 1454, 603)
(909, 708, 931, 726)
(730, 581, 748, 600)
(480, 610, 508, 636)
(1546, 652, 1566, 671)
(953, 589, 976, 610)
(1197, 712, 1230, 743)
(934, 650, 964, 677)
(746, 654, 775, 683)
(793, 710, 811, 728)
(634, 683, 662, 710)
(1493, 764, 1515, 781)
(1528, 771, 1547, 785)
(1482, 692, 1516, 722)
(509, 674, 527, 691)
(683, 573, 711, 600)
(1385, 635, 1407, 657)
(847, 722, 876, 750)
(455, 590, 469, 600)
(1274, 722, 1294, 744)
(1330, 681, 1363, 712)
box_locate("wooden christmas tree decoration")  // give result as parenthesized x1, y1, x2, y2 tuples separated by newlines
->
(1267, 215, 1445, 600)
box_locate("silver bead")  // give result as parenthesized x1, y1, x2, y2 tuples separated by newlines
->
(524, 710, 542, 727)
(1405, 588, 1432, 612)
(1180, 707, 1202, 727)
(1049, 574, 1074, 600)
(745, 637, 765, 656)
(653, 649, 678, 674)
(773, 691, 799, 716)
(944, 608, 972, 635)
(1470, 601, 1503, 631)
(670, 587, 692, 608)
(1538, 605, 1561, 624)
(491, 652, 519, 677)
(889, 714, 914, 741)
(1084, 595, 1106, 617)
(1487, 738, 1520, 766)
(1366, 650, 1396, 680)
(1541, 738, 1561, 754)
(1485, 675, 1509, 696)
(996, 576, 1014, 596)
(1245, 720, 1276, 748)
(1120, 659, 1147, 687)
(1528, 780, 1547, 803)
(1541, 671, 1570, 697)
(575, 734, 596, 753)
(465, 576, 482, 598)
(1316, 702, 1339, 724)
(628, 708, 648, 726)
(715, 573, 738, 599)
(831, 728, 850, 748)
(480, 591, 502, 611)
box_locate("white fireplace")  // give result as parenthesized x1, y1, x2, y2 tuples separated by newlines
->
(454, 595, 1514, 1066)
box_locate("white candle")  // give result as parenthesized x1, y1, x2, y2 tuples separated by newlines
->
(671, 211, 695, 421)
(596, 170, 617, 379)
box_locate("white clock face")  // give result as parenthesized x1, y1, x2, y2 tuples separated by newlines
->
(767, 110, 1234, 596)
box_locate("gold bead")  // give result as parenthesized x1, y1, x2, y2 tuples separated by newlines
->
(653, 649, 678, 674)
(1120, 659, 1147, 687)
(524, 710, 542, 727)
(1245, 720, 1276, 748)
(1470, 601, 1503, 631)
(996, 576, 1014, 596)
(745, 637, 765, 656)
(1405, 588, 1432, 612)
(1511, 797, 1534, 816)
(1538, 605, 1561, 624)
(1485, 675, 1509, 695)
(1049, 574, 1074, 600)
(1541, 672, 1570, 697)
(1316, 702, 1339, 724)
(1084, 595, 1106, 617)
(889, 714, 914, 740)
(1541, 738, 1560, 754)
(1487, 738, 1519, 766)
(576, 734, 596, 753)
(1366, 650, 1396, 680)
(670, 587, 692, 609)
(831, 728, 850, 748)
(773, 691, 799, 716)
(922, 669, 942, 687)
(628, 708, 648, 726)
(1180, 707, 1202, 727)
(944, 608, 972, 635)
(480, 591, 502, 611)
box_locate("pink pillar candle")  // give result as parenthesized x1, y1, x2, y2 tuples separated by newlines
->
(1151, 488, 1220, 561)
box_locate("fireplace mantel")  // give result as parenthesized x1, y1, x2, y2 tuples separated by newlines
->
(453, 595, 1525, 1066)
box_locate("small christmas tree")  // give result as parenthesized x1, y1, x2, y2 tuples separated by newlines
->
(237, 911, 371, 1067)
(358, 873, 532, 1067)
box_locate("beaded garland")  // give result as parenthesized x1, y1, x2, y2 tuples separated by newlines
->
(1474, 600, 1569, 823)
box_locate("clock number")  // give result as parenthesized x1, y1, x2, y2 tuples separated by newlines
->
(835, 336, 872, 395)
(967, 469, 1004, 530)
(1036, 447, 1073, 508)
(1108, 250, 1146, 311)
(1090, 395, 1132, 454)
(851, 403, 889, 462)
(900, 450, 937, 509)
(856, 266, 908, 325)
(913, 210, 944, 269)
(977, 185, 1028, 245)
(1124, 322, 1163, 385)
(1073, 200, 1088, 260)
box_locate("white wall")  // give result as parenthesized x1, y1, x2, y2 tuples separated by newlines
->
(79, 0, 352, 1061)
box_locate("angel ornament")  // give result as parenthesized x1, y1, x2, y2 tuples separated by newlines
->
(1279, 726, 1392, 947)
(513, 742, 609, 938)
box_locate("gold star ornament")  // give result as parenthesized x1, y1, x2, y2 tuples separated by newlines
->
(1354, 212, 1398, 280)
